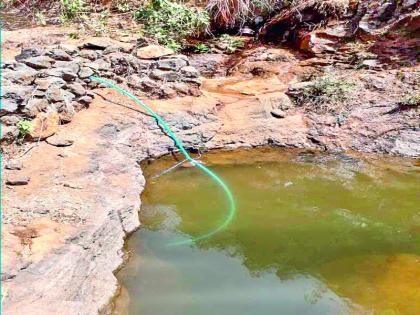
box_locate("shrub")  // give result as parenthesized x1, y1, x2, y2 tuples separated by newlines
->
(401, 94, 420, 107)
(218, 34, 244, 53)
(17, 119, 33, 138)
(293, 74, 355, 108)
(60, 0, 85, 23)
(193, 43, 210, 53)
(134, 0, 210, 51)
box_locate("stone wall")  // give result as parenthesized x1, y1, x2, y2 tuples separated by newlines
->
(1, 38, 202, 142)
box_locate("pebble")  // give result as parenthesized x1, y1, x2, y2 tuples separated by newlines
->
(6, 177, 30, 186)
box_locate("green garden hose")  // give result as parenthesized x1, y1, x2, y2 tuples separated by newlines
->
(89, 76, 236, 246)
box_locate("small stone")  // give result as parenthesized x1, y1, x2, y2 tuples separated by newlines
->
(361, 59, 379, 68)
(82, 38, 112, 50)
(136, 45, 174, 59)
(35, 77, 66, 91)
(270, 109, 286, 119)
(62, 70, 78, 82)
(79, 67, 94, 79)
(23, 99, 49, 117)
(6, 176, 30, 186)
(1, 99, 19, 115)
(150, 69, 179, 82)
(15, 47, 44, 61)
(84, 59, 111, 71)
(1, 115, 20, 126)
(23, 56, 54, 70)
(46, 135, 74, 147)
(79, 49, 99, 61)
(54, 102, 75, 123)
(157, 58, 188, 71)
(5, 160, 23, 170)
(3, 64, 38, 85)
(68, 82, 86, 96)
(47, 49, 72, 61)
(0, 125, 19, 142)
(78, 96, 93, 105)
(180, 66, 199, 78)
(47, 86, 75, 103)
(53, 61, 80, 73)
(43, 67, 78, 82)
(29, 111, 59, 140)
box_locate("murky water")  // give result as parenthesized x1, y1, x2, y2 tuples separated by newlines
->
(115, 148, 420, 315)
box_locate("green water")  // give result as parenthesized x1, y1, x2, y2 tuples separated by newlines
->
(116, 149, 420, 315)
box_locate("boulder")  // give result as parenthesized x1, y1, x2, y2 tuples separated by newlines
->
(136, 45, 174, 59)
(150, 69, 179, 82)
(35, 77, 66, 91)
(68, 82, 86, 96)
(23, 56, 54, 70)
(29, 111, 59, 140)
(23, 99, 49, 118)
(3, 64, 38, 85)
(47, 49, 73, 61)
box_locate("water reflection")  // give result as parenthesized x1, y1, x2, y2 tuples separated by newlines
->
(116, 149, 419, 315)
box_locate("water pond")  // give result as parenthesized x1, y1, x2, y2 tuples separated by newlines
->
(115, 148, 419, 315)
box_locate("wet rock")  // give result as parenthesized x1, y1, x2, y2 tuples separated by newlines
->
(157, 58, 188, 71)
(270, 109, 286, 119)
(23, 99, 49, 118)
(6, 176, 30, 186)
(23, 56, 54, 70)
(5, 160, 23, 170)
(46, 135, 74, 147)
(47, 49, 72, 61)
(136, 45, 174, 59)
(68, 82, 86, 96)
(29, 111, 59, 140)
(150, 69, 179, 82)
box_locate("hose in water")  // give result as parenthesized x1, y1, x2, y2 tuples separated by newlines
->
(89, 76, 236, 246)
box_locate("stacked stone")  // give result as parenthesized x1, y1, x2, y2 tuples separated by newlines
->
(0, 38, 202, 142)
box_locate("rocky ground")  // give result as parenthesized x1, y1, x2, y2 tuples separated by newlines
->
(1, 3, 419, 314)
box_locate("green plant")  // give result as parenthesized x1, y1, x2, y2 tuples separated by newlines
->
(218, 34, 244, 53)
(68, 31, 80, 39)
(134, 0, 210, 51)
(115, 1, 132, 13)
(293, 74, 355, 109)
(193, 43, 210, 53)
(34, 11, 47, 26)
(17, 119, 33, 138)
(60, 0, 85, 23)
(401, 94, 420, 107)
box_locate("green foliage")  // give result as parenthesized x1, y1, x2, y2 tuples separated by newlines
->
(134, 0, 210, 51)
(294, 74, 355, 108)
(68, 31, 80, 39)
(114, 1, 132, 13)
(35, 11, 47, 26)
(401, 94, 420, 107)
(218, 34, 245, 53)
(60, 0, 85, 23)
(193, 43, 210, 53)
(17, 119, 33, 138)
